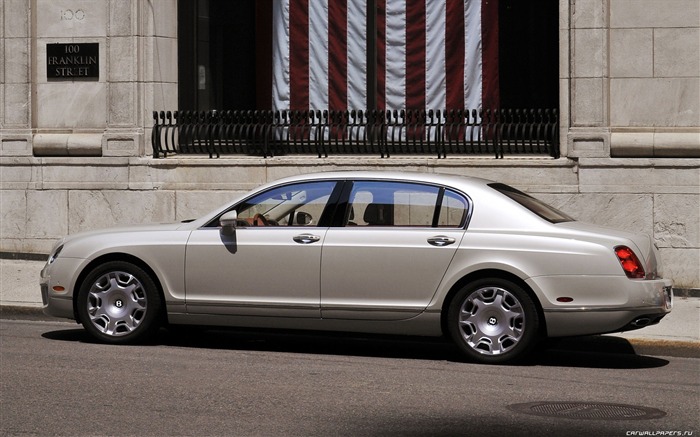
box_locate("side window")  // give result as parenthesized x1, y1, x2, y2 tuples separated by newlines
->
(438, 190, 468, 227)
(236, 181, 336, 227)
(346, 181, 440, 227)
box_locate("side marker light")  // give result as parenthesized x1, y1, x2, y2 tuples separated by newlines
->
(556, 297, 574, 303)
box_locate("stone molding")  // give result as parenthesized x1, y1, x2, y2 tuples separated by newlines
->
(567, 128, 610, 158)
(611, 131, 700, 158)
(33, 133, 102, 157)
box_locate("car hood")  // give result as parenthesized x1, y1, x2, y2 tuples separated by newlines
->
(60, 222, 189, 246)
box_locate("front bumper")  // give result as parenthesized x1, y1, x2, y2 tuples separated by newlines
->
(40, 257, 86, 320)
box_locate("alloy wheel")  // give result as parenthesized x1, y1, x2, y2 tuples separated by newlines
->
(457, 286, 526, 356)
(86, 271, 148, 337)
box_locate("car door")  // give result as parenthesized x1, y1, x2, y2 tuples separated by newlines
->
(321, 180, 469, 320)
(185, 181, 338, 318)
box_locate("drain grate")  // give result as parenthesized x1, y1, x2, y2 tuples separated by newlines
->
(508, 402, 667, 421)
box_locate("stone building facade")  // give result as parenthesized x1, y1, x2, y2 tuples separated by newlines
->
(1, 0, 699, 288)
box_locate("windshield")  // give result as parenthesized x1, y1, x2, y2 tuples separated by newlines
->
(488, 183, 575, 224)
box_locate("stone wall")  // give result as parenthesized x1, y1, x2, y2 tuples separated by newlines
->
(567, 0, 700, 158)
(1, 0, 699, 288)
(1, 0, 178, 157)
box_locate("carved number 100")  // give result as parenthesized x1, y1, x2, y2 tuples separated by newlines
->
(64, 45, 80, 54)
(60, 9, 85, 21)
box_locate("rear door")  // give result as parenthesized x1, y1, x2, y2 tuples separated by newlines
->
(321, 180, 469, 320)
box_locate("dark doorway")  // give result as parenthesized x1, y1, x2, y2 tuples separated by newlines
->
(498, 0, 559, 109)
(178, 0, 271, 111)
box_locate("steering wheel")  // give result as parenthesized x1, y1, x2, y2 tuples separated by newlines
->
(252, 213, 269, 226)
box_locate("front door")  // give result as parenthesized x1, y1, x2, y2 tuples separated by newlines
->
(185, 181, 337, 317)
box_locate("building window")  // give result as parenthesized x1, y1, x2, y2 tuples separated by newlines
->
(177, 0, 558, 113)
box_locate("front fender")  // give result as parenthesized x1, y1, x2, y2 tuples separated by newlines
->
(58, 229, 191, 302)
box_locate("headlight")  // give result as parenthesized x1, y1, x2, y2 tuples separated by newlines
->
(48, 244, 64, 264)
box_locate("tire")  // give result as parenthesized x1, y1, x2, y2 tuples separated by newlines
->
(447, 278, 540, 364)
(76, 261, 163, 344)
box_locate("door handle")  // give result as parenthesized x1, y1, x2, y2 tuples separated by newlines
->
(293, 234, 321, 244)
(427, 236, 456, 247)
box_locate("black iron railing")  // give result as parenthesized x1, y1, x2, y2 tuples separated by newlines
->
(152, 109, 559, 159)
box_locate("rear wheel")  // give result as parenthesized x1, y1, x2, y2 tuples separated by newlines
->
(76, 261, 162, 344)
(447, 278, 540, 364)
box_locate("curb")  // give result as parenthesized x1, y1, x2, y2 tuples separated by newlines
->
(673, 288, 700, 298)
(0, 252, 49, 261)
(624, 337, 700, 359)
(0, 305, 59, 322)
(545, 335, 699, 360)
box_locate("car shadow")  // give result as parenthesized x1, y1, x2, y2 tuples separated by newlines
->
(534, 336, 671, 369)
(41, 325, 669, 369)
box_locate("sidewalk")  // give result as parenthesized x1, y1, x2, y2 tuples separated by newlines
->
(2, 258, 698, 354)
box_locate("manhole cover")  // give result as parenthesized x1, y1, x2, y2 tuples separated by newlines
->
(507, 402, 667, 420)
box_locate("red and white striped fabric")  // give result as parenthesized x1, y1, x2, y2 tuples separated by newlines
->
(272, 0, 499, 112)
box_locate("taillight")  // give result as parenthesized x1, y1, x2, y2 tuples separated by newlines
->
(615, 246, 646, 279)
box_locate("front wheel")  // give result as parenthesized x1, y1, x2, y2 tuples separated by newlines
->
(76, 261, 163, 344)
(447, 278, 540, 364)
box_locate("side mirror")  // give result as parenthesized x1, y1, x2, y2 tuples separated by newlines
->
(294, 211, 313, 225)
(220, 210, 239, 230)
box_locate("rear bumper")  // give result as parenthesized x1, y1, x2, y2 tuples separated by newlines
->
(544, 305, 671, 337)
(534, 276, 673, 337)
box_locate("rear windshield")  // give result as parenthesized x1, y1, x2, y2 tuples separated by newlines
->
(488, 183, 575, 224)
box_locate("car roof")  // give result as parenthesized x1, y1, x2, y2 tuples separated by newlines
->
(265, 171, 494, 190)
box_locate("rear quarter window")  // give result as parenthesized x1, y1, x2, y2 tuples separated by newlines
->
(488, 183, 574, 224)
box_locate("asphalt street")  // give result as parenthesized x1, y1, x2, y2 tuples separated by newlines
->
(1, 317, 698, 437)
(1, 257, 698, 436)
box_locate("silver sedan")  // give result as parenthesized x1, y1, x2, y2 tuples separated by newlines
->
(40, 171, 673, 364)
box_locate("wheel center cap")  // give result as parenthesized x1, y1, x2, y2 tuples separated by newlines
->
(114, 299, 124, 309)
(487, 316, 498, 326)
